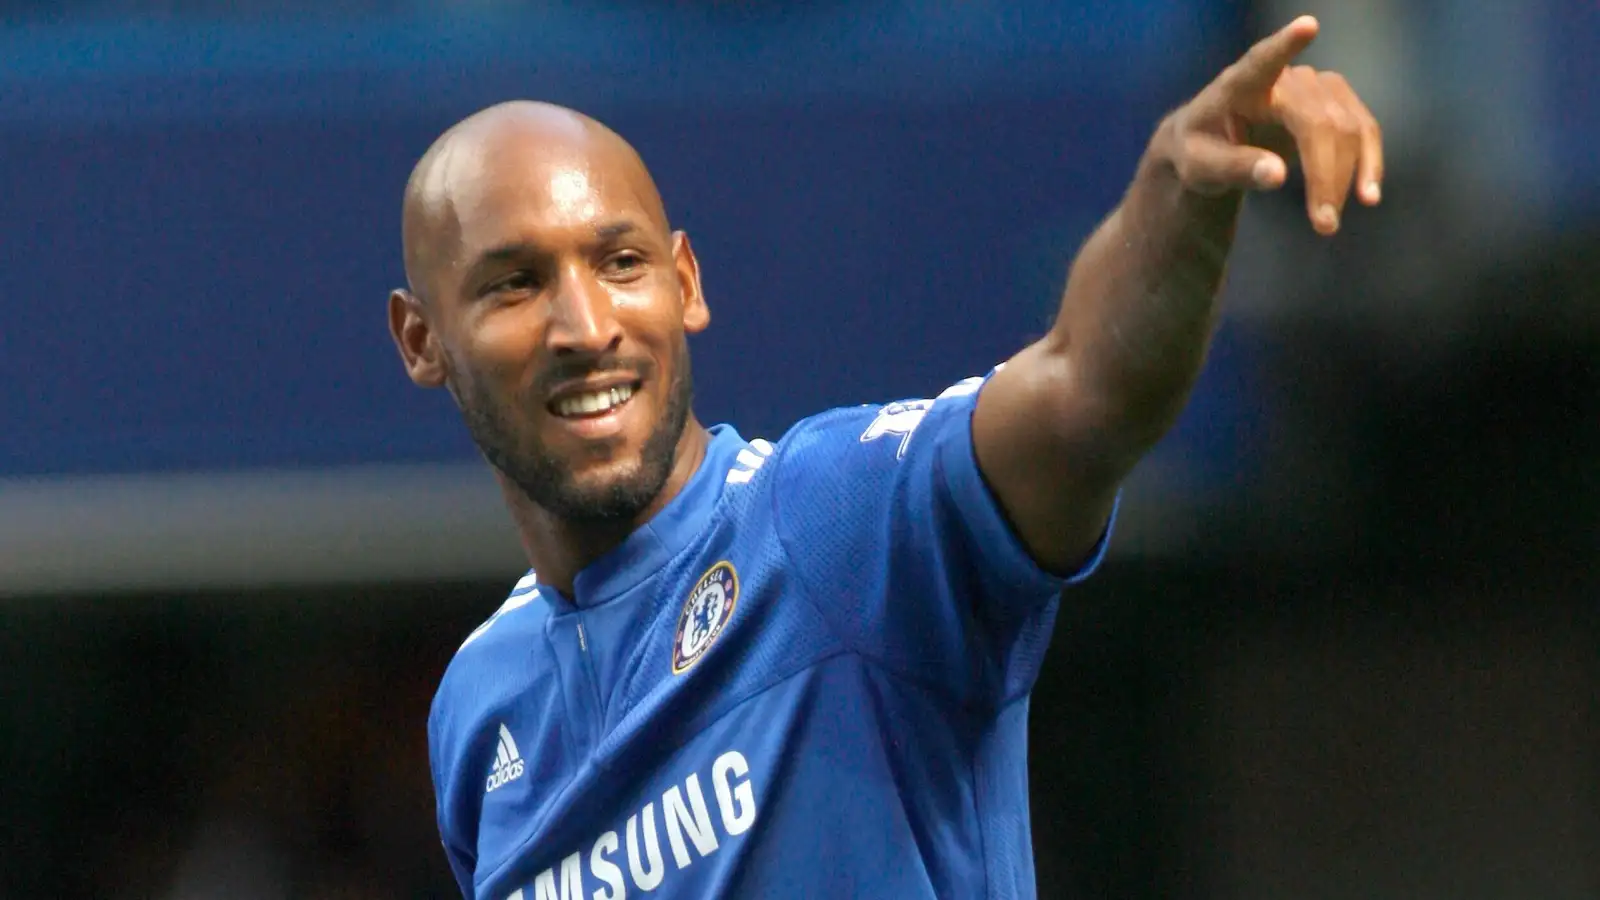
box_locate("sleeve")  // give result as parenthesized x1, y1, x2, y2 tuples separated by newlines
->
(771, 373, 1117, 702)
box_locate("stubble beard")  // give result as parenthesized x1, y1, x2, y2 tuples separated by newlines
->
(452, 341, 693, 526)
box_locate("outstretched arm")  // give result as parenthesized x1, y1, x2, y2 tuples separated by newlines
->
(973, 16, 1384, 571)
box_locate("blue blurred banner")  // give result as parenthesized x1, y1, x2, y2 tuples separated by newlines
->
(1, 2, 1239, 479)
(0, 98, 1155, 477)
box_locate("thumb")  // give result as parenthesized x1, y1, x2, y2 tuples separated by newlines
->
(1176, 135, 1288, 195)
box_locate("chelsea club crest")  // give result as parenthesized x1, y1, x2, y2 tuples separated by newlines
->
(673, 561, 739, 675)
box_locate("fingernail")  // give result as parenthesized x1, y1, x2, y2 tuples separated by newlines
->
(1317, 204, 1339, 232)
(1366, 181, 1382, 203)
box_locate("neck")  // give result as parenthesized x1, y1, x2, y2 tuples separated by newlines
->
(499, 418, 711, 596)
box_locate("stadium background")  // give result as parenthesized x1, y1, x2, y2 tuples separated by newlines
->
(1, 1, 1595, 896)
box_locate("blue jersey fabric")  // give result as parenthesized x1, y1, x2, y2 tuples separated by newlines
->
(428, 374, 1117, 900)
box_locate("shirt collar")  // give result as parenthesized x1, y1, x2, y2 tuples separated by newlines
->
(543, 424, 744, 608)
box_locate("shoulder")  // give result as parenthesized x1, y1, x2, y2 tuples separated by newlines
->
(428, 571, 553, 750)
(457, 570, 545, 654)
(749, 374, 992, 577)
(767, 373, 989, 484)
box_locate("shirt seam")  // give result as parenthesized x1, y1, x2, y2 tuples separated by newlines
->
(769, 405, 1011, 897)
(766, 421, 860, 662)
(771, 411, 1004, 712)
(836, 645, 1004, 898)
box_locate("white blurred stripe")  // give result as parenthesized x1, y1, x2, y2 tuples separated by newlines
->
(0, 463, 525, 596)
(0, 457, 1206, 597)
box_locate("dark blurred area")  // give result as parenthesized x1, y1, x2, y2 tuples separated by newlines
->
(1, 2, 1595, 898)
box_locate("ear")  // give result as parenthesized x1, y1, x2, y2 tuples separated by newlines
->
(672, 231, 710, 335)
(388, 288, 448, 388)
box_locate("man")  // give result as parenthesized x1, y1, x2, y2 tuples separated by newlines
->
(391, 16, 1381, 899)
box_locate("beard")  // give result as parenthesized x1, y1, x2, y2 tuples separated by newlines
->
(451, 339, 693, 525)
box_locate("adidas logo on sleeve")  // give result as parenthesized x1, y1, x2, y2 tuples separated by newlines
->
(486, 723, 526, 794)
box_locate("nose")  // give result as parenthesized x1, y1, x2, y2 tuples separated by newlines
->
(544, 263, 623, 356)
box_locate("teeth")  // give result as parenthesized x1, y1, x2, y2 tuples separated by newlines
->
(555, 384, 635, 417)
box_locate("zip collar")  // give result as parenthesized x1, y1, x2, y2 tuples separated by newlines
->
(539, 424, 746, 610)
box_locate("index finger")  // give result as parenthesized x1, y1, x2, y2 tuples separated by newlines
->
(1222, 15, 1321, 97)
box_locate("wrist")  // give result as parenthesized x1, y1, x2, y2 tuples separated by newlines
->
(1108, 116, 1244, 263)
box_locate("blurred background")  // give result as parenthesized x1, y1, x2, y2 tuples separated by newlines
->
(1, 1, 1594, 897)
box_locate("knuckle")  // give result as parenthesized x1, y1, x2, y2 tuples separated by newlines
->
(1297, 104, 1330, 131)
(1174, 136, 1206, 182)
(1167, 109, 1201, 145)
(1318, 70, 1350, 90)
(1174, 158, 1200, 186)
(1326, 105, 1360, 135)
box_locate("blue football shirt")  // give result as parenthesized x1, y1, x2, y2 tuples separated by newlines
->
(428, 374, 1117, 899)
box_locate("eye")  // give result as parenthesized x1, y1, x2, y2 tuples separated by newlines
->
(603, 252, 646, 277)
(487, 271, 540, 295)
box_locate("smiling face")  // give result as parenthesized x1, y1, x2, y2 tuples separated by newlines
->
(390, 104, 709, 524)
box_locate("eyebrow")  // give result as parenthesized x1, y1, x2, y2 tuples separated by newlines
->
(593, 221, 637, 241)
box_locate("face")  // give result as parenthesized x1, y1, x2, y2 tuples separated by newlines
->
(391, 130, 709, 524)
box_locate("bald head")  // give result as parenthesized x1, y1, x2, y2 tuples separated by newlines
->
(387, 100, 711, 542)
(400, 101, 671, 302)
